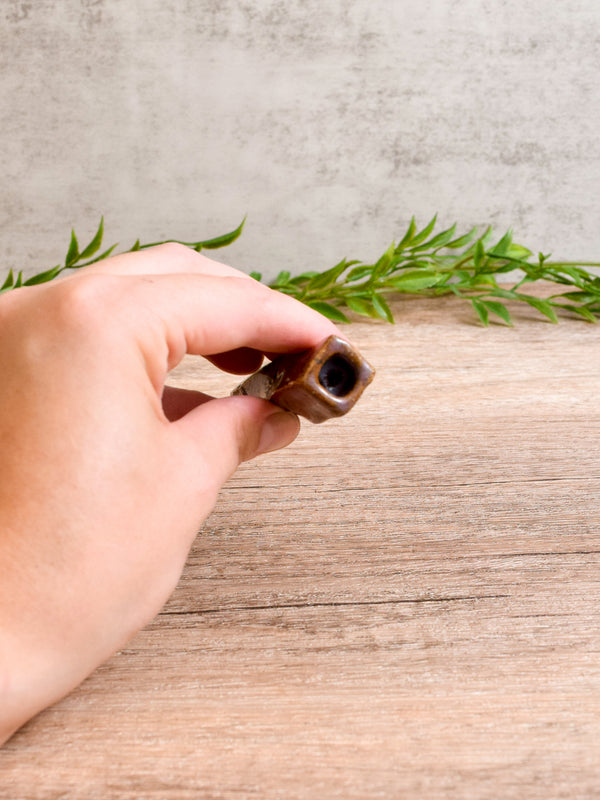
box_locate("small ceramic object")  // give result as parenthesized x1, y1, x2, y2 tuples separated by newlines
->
(232, 335, 375, 423)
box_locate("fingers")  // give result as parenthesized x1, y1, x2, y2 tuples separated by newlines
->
(55, 245, 342, 385)
(205, 347, 264, 375)
(124, 272, 340, 365)
(174, 395, 300, 492)
(82, 242, 340, 355)
(85, 243, 252, 280)
(161, 386, 213, 421)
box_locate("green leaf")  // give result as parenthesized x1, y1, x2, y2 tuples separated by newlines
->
(79, 217, 104, 260)
(491, 228, 513, 256)
(506, 242, 533, 260)
(490, 287, 519, 301)
(548, 265, 590, 284)
(452, 270, 472, 286)
(1, 268, 14, 291)
(272, 270, 291, 286)
(129, 239, 141, 252)
(554, 290, 599, 304)
(24, 265, 62, 286)
(306, 301, 349, 323)
(306, 260, 349, 291)
(471, 298, 489, 326)
(197, 217, 246, 250)
(446, 226, 478, 249)
(249, 271, 262, 282)
(13, 271, 23, 288)
(559, 304, 597, 322)
(372, 243, 396, 280)
(65, 229, 79, 267)
(473, 239, 486, 271)
(396, 216, 417, 251)
(412, 224, 456, 251)
(386, 270, 444, 292)
(465, 274, 498, 289)
(464, 225, 494, 254)
(481, 299, 512, 325)
(371, 292, 394, 323)
(482, 257, 522, 273)
(345, 296, 379, 318)
(519, 294, 559, 323)
(76, 243, 118, 268)
(288, 271, 320, 284)
(409, 215, 438, 248)
(346, 265, 374, 283)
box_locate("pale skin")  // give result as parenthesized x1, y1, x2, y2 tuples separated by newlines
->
(0, 244, 340, 744)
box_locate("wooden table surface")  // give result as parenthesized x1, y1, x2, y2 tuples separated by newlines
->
(2, 289, 600, 799)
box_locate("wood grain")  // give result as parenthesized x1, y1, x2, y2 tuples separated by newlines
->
(1, 289, 599, 799)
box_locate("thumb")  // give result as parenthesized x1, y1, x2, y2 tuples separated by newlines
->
(174, 395, 300, 488)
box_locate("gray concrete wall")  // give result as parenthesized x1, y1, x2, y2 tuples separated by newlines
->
(1, 0, 599, 281)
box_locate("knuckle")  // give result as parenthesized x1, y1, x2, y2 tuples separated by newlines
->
(250, 283, 283, 335)
(0, 275, 126, 370)
(152, 241, 191, 260)
(50, 274, 118, 331)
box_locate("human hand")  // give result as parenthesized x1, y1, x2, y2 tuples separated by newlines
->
(0, 244, 339, 743)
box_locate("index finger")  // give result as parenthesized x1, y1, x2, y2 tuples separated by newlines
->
(120, 272, 342, 370)
(83, 242, 252, 280)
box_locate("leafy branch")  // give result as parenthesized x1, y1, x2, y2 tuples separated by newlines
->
(253, 215, 600, 326)
(3, 215, 600, 326)
(0, 217, 246, 294)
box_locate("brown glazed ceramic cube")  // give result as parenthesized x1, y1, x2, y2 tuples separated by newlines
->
(233, 335, 375, 423)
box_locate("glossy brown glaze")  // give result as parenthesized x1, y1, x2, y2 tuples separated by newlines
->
(233, 335, 375, 423)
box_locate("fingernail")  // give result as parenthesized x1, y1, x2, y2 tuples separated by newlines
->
(257, 410, 300, 455)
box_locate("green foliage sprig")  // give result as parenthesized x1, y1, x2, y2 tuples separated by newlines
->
(254, 215, 600, 326)
(3, 215, 600, 326)
(0, 217, 246, 294)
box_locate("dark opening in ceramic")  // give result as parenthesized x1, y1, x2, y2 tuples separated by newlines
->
(318, 355, 357, 397)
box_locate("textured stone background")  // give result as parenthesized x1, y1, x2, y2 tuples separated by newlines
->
(1, 0, 599, 280)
